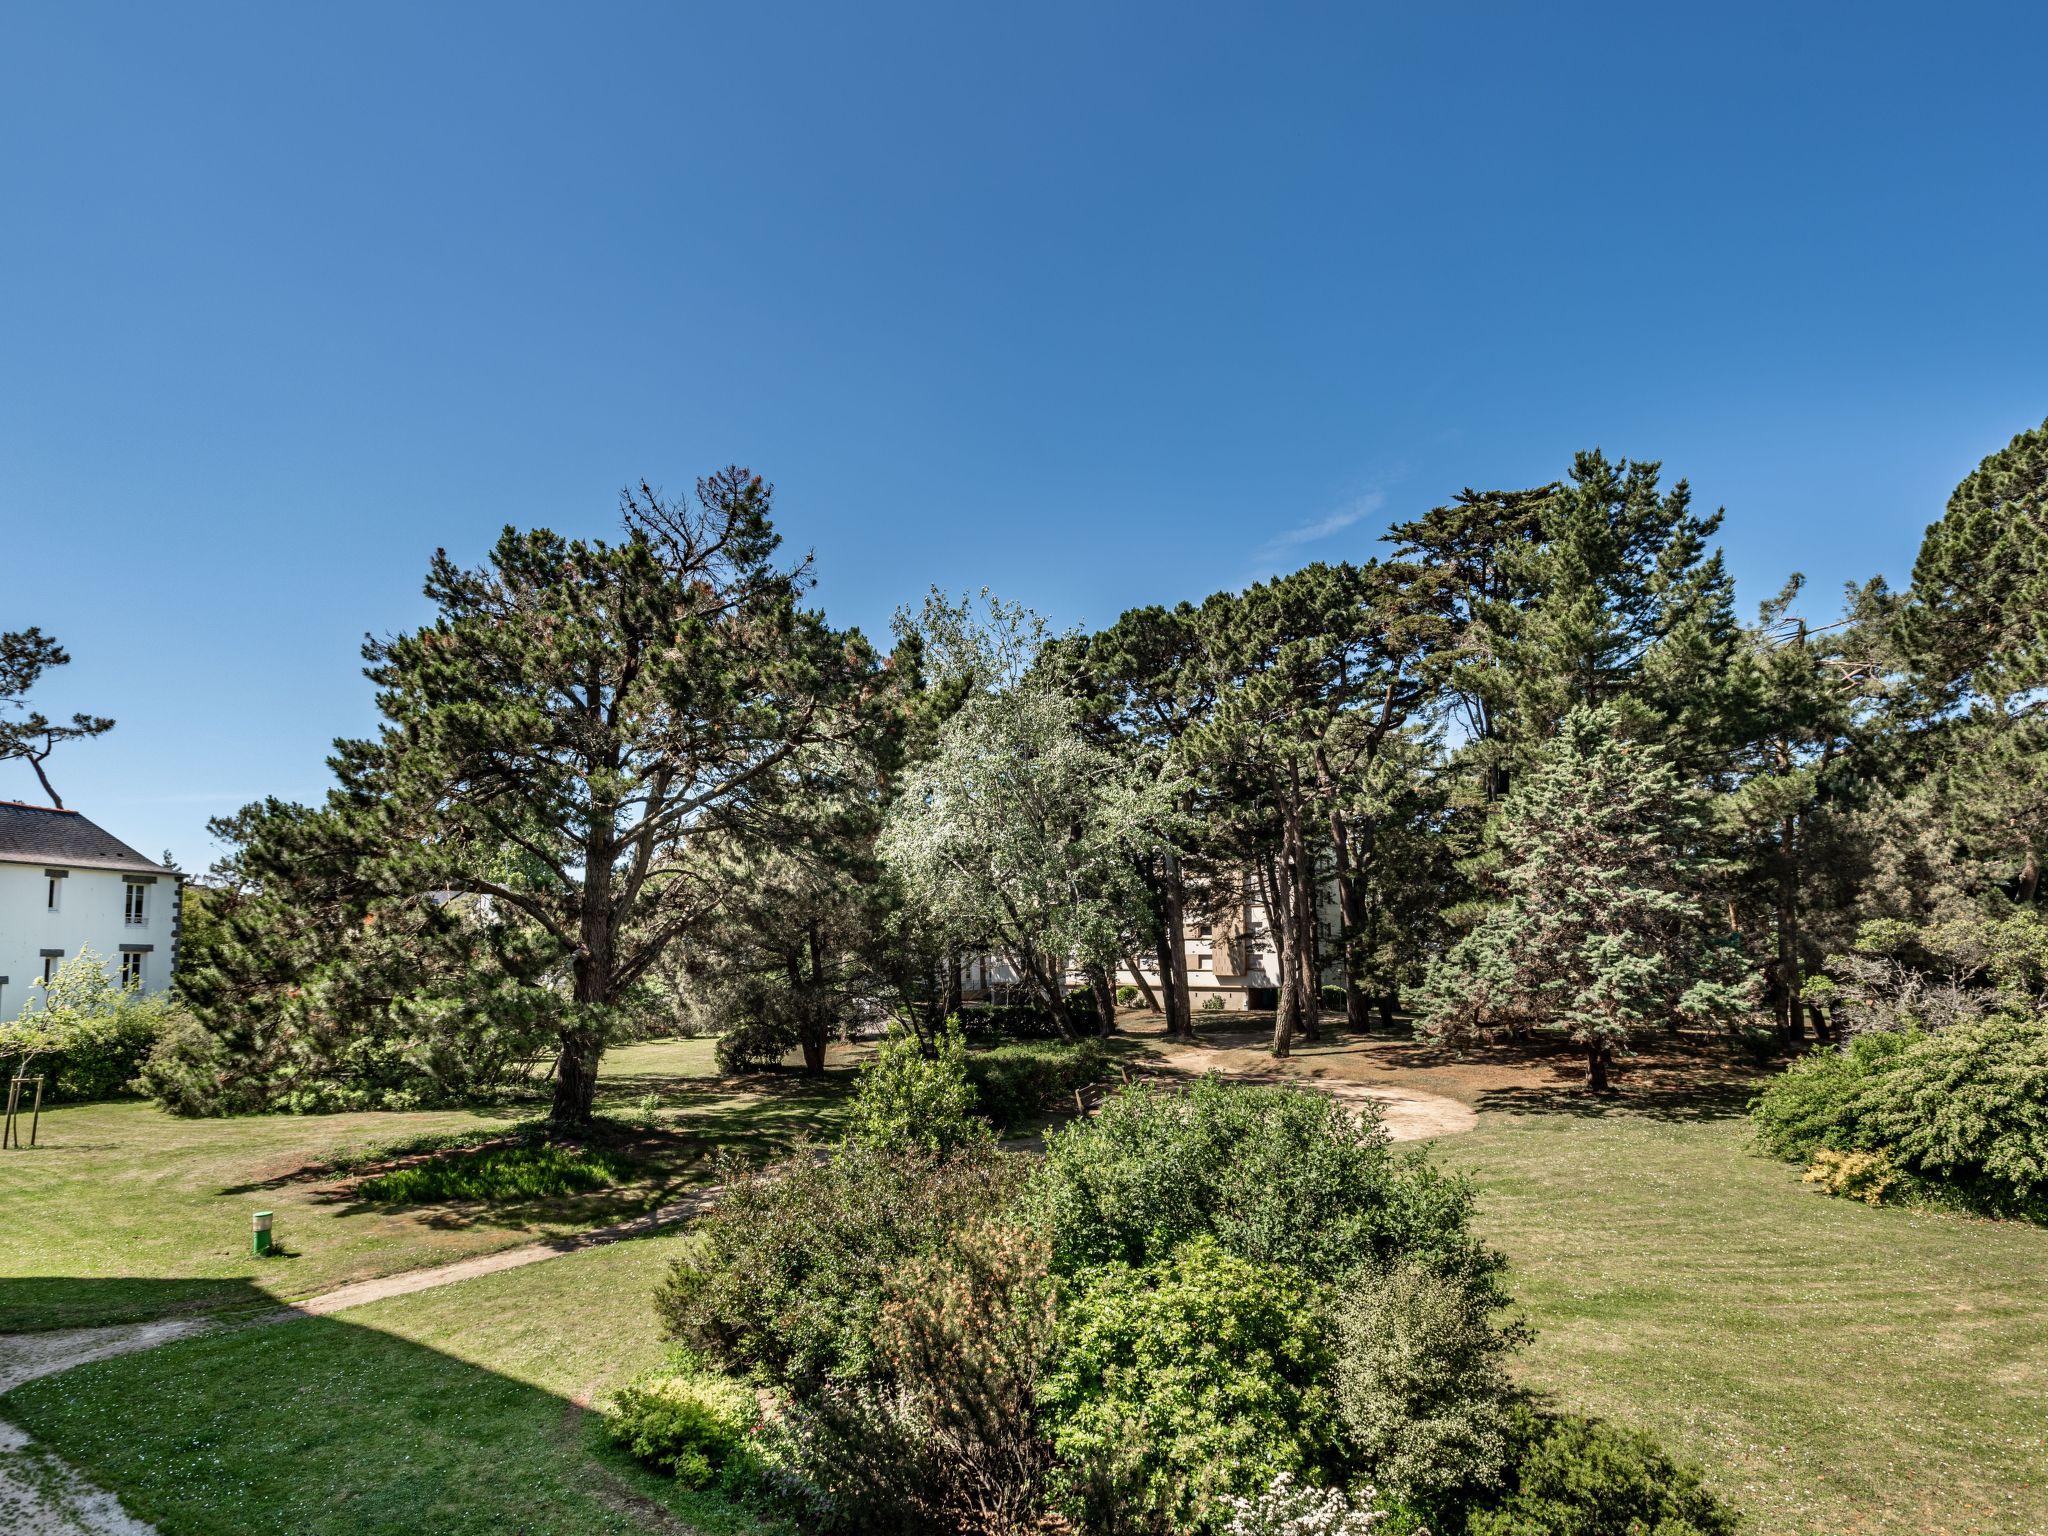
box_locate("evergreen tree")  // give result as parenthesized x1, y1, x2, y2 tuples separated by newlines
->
(1421, 707, 1754, 1089)
(0, 626, 114, 808)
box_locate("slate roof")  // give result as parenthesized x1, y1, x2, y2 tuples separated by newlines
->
(0, 801, 174, 876)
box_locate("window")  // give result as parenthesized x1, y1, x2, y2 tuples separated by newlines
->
(121, 950, 146, 987)
(1195, 953, 1211, 971)
(41, 951, 63, 986)
(125, 883, 148, 926)
(45, 871, 65, 911)
(1197, 923, 1213, 938)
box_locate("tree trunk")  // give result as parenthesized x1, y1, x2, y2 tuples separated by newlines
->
(1292, 814, 1320, 1043)
(1089, 964, 1118, 1037)
(1121, 953, 1160, 1013)
(1328, 804, 1371, 1034)
(1777, 815, 1804, 1044)
(2019, 844, 2042, 907)
(943, 950, 963, 1021)
(1378, 990, 1398, 1030)
(1267, 838, 1299, 1059)
(555, 821, 618, 1129)
(1161, 853, 1194, 1039)
(1587, 1042, 1611, 1092)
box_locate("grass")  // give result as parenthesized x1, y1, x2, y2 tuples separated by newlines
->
(2, 1229, 774, 1535)
(1433, 1108, 2048, 1536)
(0, 1036, 855, 1331)
(356, 1141, 636, 1203)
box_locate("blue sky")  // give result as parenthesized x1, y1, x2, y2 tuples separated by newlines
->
(3, 2, 2044, 868)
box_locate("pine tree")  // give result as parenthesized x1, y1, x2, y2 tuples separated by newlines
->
(1421, 707, 1754, 1089)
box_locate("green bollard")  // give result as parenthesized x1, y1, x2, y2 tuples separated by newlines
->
(252, 1210, 274, 1257)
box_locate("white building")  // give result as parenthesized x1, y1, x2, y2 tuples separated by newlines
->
(0, 801, 183, 1022)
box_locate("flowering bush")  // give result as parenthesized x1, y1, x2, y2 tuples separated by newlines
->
(1802, 1147, 1900, 1205)
(1225, 1473, 1401, 1536)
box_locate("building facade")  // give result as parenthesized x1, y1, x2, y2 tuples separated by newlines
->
(0, 801, 183, 1022)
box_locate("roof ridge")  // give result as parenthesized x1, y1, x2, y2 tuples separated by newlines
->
(0, 799, 78, 814)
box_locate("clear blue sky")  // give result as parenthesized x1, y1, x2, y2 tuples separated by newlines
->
(3, 2, 2043, 868)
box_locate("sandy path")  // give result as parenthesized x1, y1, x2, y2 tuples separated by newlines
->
(1144, 1046, 1478, 1140)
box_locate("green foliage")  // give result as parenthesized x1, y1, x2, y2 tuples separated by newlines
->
(1039, 1237, 1342, 1535)
(1030, 1078, 1495, 1287)
(0, 949, 182, 1103)
(963, 1037, 1107, 1131)
(1462, 1406, 1739, 1536)
(1222, 1474, 1398, 1536)
(133, 1011, 252, 1116)
(601, 1351, 760, 1490)
(1422, 707, 1755, 1084)
(780, 1221, 1060, 1535)
(1118, 984, 1142, 1007)
(1754, 1018, 2048, 1215)
(355, 1142, 633, 1203)
(845, 1020, 990, 1154)
(1749, 1032, 1908, 1161)
(655, 1140, 1021, 1395)
(1334, 1260, 1522, 1505)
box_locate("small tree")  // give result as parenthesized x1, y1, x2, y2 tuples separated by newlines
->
(1421, 707, 1755, 1089)
(0, 627, 114, 808)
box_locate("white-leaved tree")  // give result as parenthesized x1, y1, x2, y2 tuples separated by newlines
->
(880, 591, 1174, 1036)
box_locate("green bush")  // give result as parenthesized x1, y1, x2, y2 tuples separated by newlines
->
(1802, 1147, 1900, 1205)
(134, 1013, 261, 1116)
(655, 1140, 1022, 1395)
(1040, 1236, 1341, 1534)
(1462, 1406, 1739, 1536)
(954, 1000, 1067, 1041)
(964, 1038, 1107, 1132)
(45, 1000, 178, 1101)
(846, 1020, 990, 1155)
(1319, 985, 1347, 1013)
(1029, 1078, 1498, 1287)
(1117, 984, 1142, 1007)
(780, 1221, 1059, 1535)
(1749, 1032, 1908, 1161)
(1752, 1017, 2048, 1216)
(355, 1142, 633, 1203)
(1334, 1260, 1522, 1505)
(602, 1353, 759, 1489)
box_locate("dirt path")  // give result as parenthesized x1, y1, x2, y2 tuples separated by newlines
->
(1144, 1044, 1479, 1139)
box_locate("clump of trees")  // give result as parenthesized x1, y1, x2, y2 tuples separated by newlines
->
(166, 413, 2047, 1123)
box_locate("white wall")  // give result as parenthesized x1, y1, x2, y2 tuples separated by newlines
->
(0, 862, 179, 1022)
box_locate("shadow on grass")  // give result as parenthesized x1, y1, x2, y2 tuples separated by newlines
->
(0, 1277, 740, 1536)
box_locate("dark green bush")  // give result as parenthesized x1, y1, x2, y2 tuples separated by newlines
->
(954, 1000, 1066, 1041)
(656, 1140, 1022, 1395)
(134, 1013, 264, 1116)
(1319, 984, 1347, 1013)
(602, 1352, 759, 1489)
(44, 1002, 177, 1101)
(355, 1142, 632, 1203)
(1029, 1078, 1498, 1287)
(1462, 1405, 1739, 1536)
(1039, 1236, 1342, 1535)
(964, 1038, 1107, 1132)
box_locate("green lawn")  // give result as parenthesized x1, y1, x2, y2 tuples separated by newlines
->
(0, 1037, 854, 1331)
(1434, 1109, 2048, 1536)
(2, 1229, 772, 1535)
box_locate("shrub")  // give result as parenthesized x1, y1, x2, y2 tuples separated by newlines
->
(1753, 1015, 2048, 1216)
(1225, 1474, 1397, 1536)
(134, 1014, 262, 1116)
(1462, 1406, 1739, 1536)
(1029, 1079, 1497, 1288)
(1335, 1260, 1522, 1505)
(0, 951, 181, 1103)
(964, 1038, 1107, 1132)
(602, 1353, 759, 1489)
(1802, 1147, 1900, 1206)
(1201, 995, 1227, 1013)
(656, 1140, 1022, 1394)
(1851, 1014, 2048, 1213)
(355, 1142, 632, 1203)
(1039, 1236, 1342, 1535)
(1118, 984, 1142, 1007)
(1319, 985, 1348, 1013)
(955, 1001, 1067, 1041)
(846, 1020, 990, 1155)
(781, 1221, 1060, 1535)
(1749, 1032, 1907, 1161)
